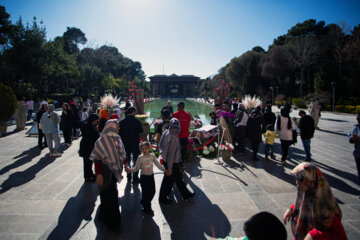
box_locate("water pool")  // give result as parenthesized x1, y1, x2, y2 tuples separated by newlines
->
(144, 99, 213, 127)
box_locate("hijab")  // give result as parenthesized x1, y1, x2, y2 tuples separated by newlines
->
(90, 120, 126, 182)
(159, 118, 180, 158)
(291, 162, 342, 240)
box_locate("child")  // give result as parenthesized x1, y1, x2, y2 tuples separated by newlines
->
(125, 141, 165, 216)
(263, 124, 278, 160)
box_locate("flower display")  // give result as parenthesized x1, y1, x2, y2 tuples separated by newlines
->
(135, 114, 149, 124)
(216, 141, 234, 151)
(100, 93, 119, 111)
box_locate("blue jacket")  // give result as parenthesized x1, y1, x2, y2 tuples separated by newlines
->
(348, 124, 360, 158)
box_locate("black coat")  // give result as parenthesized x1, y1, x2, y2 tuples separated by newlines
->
(299, 115, 315, 139)
(263, 111, 276, 128)
(79, 122, 100, 158)
(119, 115, 143, 147)
(60, 109, 73, 131)
(246, 113, 265, 142)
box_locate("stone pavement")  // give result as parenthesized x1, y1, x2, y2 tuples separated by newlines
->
(0, 110, 359, 240)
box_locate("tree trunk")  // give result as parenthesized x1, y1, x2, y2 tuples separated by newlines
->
(300, 68, 304, 98)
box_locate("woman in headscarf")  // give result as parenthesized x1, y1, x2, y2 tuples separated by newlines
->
(90, 120, 126, 233)
(246, 106, 266, 161)
(283, 163, 347, 240)
(98, 109, 109, 132)
(275, 106, 295, 163)
(158, 118, 195, 204)
(79, 114, 99, 182)
(60, 103, 73, 147)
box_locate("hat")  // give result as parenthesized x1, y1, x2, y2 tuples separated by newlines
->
(111, 114, 120, 119)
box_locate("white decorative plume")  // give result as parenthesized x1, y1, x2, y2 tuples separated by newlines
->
(242, 95, 262, 110)
(100, 93, 119, 110)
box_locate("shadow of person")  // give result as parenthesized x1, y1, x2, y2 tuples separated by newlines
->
(0, 145, 41, 175)
(45, 183, 98, 240)
(159, 174, 231, 239)
(0, 155, 56, 194)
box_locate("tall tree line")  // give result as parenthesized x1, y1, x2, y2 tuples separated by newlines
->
(0, 6, 149, 100)
(202, 19, 360, 104)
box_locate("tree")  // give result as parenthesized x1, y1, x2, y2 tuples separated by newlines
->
(0, 5, 12, 47)
(283, 36, 322, 97)
(63, 27, 87, 54)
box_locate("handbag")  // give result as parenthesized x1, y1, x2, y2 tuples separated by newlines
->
(291, 130, 298, 145)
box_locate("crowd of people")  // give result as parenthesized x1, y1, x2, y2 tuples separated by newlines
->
(10, 96, 356, 239)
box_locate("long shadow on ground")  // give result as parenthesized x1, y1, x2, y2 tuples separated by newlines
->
(44, 183, 98, 240)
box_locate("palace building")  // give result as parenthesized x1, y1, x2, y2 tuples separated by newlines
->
(149, 74, 200, 97)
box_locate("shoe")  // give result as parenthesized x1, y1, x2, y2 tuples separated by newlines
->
(65, 143, 72, 147)
(183, 192, 195, 201)
(159, 198, 173, 205)
(52, 152, 62, 157)
(265, 155, 269, 160)
(132, 178, 141, 184)
(85, 175, 96, 182)
(143, 208, 154, 216)
(271, 154, 276, 160)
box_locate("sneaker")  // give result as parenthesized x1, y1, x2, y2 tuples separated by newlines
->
(159, 198, 173, 205)
(52, 152, 62, 157)
(183, 192, 195, 201)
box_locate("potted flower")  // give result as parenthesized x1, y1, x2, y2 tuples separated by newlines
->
(0, 83, 18, 136)
(242, 95, 262, 114)
(215, 141, 234, 161)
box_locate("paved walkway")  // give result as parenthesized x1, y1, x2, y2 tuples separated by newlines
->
(0, 110, 359, 240)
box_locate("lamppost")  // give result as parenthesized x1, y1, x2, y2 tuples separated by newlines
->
(275, 86, 279, 97)
(331, 82, 336, 112)
(269, 86, 274, 104)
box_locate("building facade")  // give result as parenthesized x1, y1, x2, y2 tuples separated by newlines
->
(149, 74, 200, 97)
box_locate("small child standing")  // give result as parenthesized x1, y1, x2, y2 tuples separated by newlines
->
(263, 124, 278, 160)
(126, 141, 165, 216)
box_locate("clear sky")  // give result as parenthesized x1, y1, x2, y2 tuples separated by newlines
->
(1, 0, 360, 79)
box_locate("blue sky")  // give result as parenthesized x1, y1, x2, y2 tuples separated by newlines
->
(1, 0, 360, 79)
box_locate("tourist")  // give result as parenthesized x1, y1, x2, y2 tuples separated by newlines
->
(79, 114, 99, 182)
(124, 97, 131, 115)
(283, 162, 347, 240)
(233, 103, 248, 155)
(26, 98, 34, 121)
(172, 102, 191, 167)
(309, 98, 321, 130)
(348, 113, 360, 198)
(262, 105, 276, 130)
(119, 106, 143, 183)
(155, 109, 170, 145)
(219, 211, 287, 240)
(125, 141, 165, 216)
(91, 120, 125, 233)
(60, 103, 73, 147)
(70, 101, 81, 138)
(36, 103, 47, 149)
(161, 100, 173, 116)
(81, 107, 88, 122)
(263, 124, 278, 160)
(275, 107, 295, 163)
(246, 106, 265, 161)
(298, 110, 315, 162)
(158, 118, 195, 204)
(209, 110, 217, 125)
(40, 104, 61, 157)
(98, 109, 109, 132)
(40, 98, 48, 106)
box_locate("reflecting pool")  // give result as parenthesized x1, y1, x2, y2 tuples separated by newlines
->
(144, 98, 213, 126)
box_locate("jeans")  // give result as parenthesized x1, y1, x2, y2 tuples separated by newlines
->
(27, 109, 33, 121)
(265, 144, 274, 156)
(140, 174, 155, 211)
(45, 132, 61, 152)
(301, 138, 312, 161)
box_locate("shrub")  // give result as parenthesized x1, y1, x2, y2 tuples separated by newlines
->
(0, 83, 18, 122)
(292, 98, 307, 108)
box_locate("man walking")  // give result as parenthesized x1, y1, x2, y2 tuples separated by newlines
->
(298, 110, 315, 162)
(172, 102, 191, 168)
(348, 113, 360, 198)
(161, 100, 173, 117)
(119, 107, 143, 183)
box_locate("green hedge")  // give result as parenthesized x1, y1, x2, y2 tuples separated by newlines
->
(292, 98, 307, 108)
(0, 83, 18, 122)
(324, 105, 360, 114)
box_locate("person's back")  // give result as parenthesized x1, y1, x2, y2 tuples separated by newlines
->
(299, 114, 315, 139)
(172, 109, 191, 139)
(119, 111, 143, 147)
